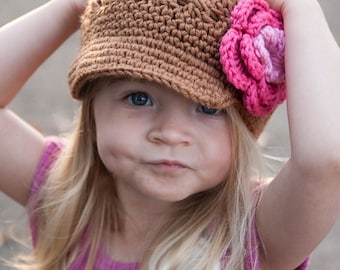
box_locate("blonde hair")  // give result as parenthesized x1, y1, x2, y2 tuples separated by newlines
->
(15, 80, 264, 270)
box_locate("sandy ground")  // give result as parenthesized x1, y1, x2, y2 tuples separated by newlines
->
(0, 0, 340, 269)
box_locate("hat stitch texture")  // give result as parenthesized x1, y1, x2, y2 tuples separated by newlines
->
(219, 0, 285, 116)
(68, 0, 283, 137)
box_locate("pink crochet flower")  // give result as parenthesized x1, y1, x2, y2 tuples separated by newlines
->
(220, 0, 285, 116)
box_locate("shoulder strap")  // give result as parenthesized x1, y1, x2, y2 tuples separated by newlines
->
(30, 137, 63, 198)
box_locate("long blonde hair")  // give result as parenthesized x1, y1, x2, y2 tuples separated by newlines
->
(16, 80, 264, 270)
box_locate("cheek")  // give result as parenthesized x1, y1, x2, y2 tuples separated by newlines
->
(199, 132, 233, 185)
(94, 120, 139, 172)
(94, 116, 120, 171)
(95, 132, 112, 170)
(95, 134, 126, 176)
(212, 143, 232, 180)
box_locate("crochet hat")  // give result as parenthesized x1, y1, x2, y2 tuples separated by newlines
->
(68, 0, 285, 137)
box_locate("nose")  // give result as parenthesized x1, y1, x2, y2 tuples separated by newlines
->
(147, 107, 192, 146)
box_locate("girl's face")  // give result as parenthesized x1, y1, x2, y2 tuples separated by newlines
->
(93, 78, 232, 204)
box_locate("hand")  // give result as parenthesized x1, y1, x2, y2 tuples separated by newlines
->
(70, 0, 89, 15)
(265, 0, 317, 14)
(265, 0, 285, 12)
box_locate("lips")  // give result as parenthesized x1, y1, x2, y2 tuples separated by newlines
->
(145, 159, 191, 174)
(149, 160, 189, 169)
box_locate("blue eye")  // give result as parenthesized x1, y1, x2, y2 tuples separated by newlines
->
(127, 93, 152, 106)
(197, 105, 222, 115)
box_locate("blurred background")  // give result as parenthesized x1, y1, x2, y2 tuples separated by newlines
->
(0, 0, 340, 269)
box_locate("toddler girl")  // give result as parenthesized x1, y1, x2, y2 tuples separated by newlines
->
(1, 0, 340, 269)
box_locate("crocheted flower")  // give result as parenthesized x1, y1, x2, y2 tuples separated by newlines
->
(219, 0, 285, 116)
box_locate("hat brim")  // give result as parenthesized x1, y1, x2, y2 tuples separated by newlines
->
(69, 36, 240, 109)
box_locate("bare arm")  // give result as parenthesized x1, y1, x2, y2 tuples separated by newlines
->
(0, 0, 84, 106)
(0, 0, 86, 206)
(257, 0, 340, 269)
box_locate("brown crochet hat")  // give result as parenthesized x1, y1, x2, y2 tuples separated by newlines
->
(68, 0, 273, 137)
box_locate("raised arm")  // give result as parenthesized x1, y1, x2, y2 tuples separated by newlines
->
(0, 0, 84, 106)
(257, 0, 340, 269)
(0, 0, 86, 206)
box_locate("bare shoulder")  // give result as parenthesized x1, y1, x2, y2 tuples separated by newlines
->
(0, 109, 46, 206)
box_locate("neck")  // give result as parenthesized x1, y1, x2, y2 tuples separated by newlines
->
(105, 186, 173, 262)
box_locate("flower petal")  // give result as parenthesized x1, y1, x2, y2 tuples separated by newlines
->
(219, 0, 285, 116)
